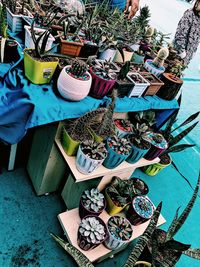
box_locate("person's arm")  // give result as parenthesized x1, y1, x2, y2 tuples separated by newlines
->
(173, 9, 193, 58)
(124, 0, 139, 19)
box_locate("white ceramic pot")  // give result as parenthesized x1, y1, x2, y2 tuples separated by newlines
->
(127, 73, 150, 97)
(57, 66, 92, 101)
(144, 59, 165, 77)
(24, 26, 55, 50)
(75, 145, 105, 174)
(114, 50, 134, 63)
(98, 48, 116, 61)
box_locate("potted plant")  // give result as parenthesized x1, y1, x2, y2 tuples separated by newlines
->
(140, 72, 164, 96)
(126, 122, 151, 164)
(79, 188, 105, 219)
(75, 140, 107, 174)
(127, 72, 150, 97)
(143, 110, 199, 176)
(6, 0, 33, 33)
(103, 135, 132, 169)
(142, 132, 168, 161)
(77, 216, 107, 251)
(104, 215, 133, 250)
(0, 3, 19, 63)
(89, 59, 116, 99)
(126, 196, 154, 226)
(105, 176, 149, 215)
(157, 61, 185, 100)
(114, 118, 133, 138)
(57, 59, 92, 101)
(144, 47, 169, 77)
(24, 18, 59, 84)
(114, 43, 134, 63)
(61, 108, 106, 156)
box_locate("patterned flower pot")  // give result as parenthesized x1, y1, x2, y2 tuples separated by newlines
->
(77, 216, 107, 251)
(128, 73, 150, 97)
(142, 155, 172, 176)
(61, 127, 80, 156)
(89, 67, 116, 99)
(104, 216, 133, 250)
(104, 187, 127, 216)
(143, 132, 168, 161)
(126, 196, 154, 226)
(140, 72, 164, 96)
(76, 145, 106, 174)
(102, 140, 129, 169)
(144, 59, 165, 77)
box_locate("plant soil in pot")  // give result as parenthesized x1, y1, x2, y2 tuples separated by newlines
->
(57, 60, 92, 101)
(126, 134, 151, 164)
(79, 188, 106, 219)
(103, 136, 132, 169)
(77, 216, 107, 251)
(140, 72, 164, 96)
(142, 154, 172, 176)
(114, 119, 133, 138)
(76, 140, 107, 174)
(157, 72, 183, 100)
(126, 196, 154, 226)
(104, 216, 133, 250)
(128, 73, 150, 97)
(89, 66, 116, 99)
(143, 132, 168, 160)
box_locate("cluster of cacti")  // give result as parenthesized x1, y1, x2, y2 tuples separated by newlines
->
(78, 217, 106, 244)
(81, 140, 107, 160)
(81, 188, 105, 213)
(108, 216, 133, 241)
(108, 135, 132, 155)
(153, 47, 169, 68)
(69, 59, 88, 77)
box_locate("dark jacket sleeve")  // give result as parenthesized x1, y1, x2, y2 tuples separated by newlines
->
(173, 9, 193, 52)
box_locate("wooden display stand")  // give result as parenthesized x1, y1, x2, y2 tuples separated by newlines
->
(55, 122, 159, 209)
(58, 208, 166, 263)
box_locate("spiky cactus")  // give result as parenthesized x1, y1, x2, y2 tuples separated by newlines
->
(78, 217, 106, 244)
(153, 47, 169, 68)
(69, 59, 88, 77)
(81, 188, 105, 213)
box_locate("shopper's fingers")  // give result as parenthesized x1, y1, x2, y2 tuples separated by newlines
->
(128, 6, 138, 19)
(124, 0, 131, 13)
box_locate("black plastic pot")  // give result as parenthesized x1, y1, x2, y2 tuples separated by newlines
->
(79, 43, 99, 58)
(115, 79, 134, 98)
(3, 40, 19, 63)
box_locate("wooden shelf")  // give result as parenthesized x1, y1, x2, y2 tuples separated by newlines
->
(55, 137, 160, 183)
(58, 207, 166, 263)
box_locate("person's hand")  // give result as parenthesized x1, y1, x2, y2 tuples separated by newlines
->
(124, 0, 139, 19)
(179, 50, 187, 59)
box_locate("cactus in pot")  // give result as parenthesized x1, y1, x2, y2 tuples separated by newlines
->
(153, 47, 169, 68)
(77, 216, 107, 251)
(79, 188, 105, 218)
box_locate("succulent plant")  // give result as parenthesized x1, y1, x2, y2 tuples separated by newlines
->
(81, 188, 105, 213)
(153, 47, 169, 68)
(69, 59, 88, 78)
(115, 119, 133, 132)
(108, 216, 133, 241)
(78, 217, 106, 244)
(81, 140, 107, 160)
(108, 135, 132, 155)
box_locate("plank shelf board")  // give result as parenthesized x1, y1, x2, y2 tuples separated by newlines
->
(55, 137, 160, 183)
(58, 207, 166, 263)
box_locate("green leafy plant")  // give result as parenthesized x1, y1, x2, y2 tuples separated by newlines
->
(81, 188, 105, 213)
(108, 216, 132, 241)
(80, 140, 107, 160)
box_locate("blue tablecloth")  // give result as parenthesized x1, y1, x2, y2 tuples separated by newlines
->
(0, 48, 179, 144)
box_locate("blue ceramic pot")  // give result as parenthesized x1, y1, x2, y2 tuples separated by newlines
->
(126, 144, 150, 164)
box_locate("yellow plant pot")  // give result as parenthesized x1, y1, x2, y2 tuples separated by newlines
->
(134, 261, 152, 267)
(24, 49, 58, 84)
(104, 188, 126, 216)
(142, 157, 171, 176)
(89, 128, 104, 143)
(62, 127, 80, 156)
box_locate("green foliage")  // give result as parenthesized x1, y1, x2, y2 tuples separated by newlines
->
(133, 5, 151, 37)
(0, 3, 8, 38)
(108, 135, 132, 155)
(117, 61, 131, 80)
